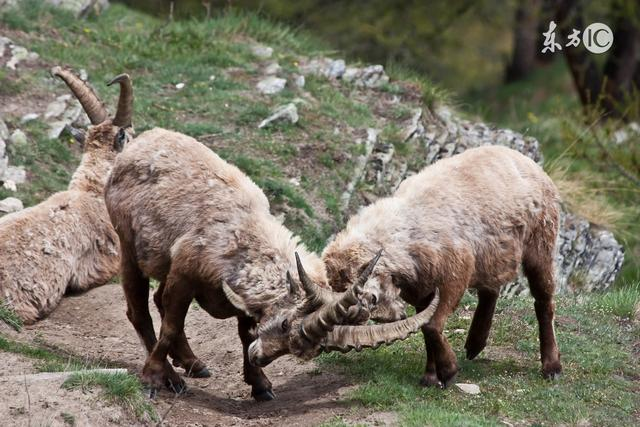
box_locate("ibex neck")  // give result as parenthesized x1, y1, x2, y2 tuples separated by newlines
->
(68, 151, 115, 194)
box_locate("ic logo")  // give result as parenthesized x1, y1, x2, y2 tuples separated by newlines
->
(582, 23, 614, 54)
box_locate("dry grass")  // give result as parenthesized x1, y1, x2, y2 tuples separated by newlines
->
(548, 160, 626, 231)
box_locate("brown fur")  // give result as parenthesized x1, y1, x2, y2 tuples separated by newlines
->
(0, 121, 129, 324)
(323, 145, 562, 386)
(105, 128, 331, 400)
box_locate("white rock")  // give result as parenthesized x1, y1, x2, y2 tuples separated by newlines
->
(9, 129, 27, 145)
(294, 74, 305, 88)
(258, 103, 298, 128)
(0, 36, 10, 58)
(251, 44, 273, 59)
(175, 82, 185, 90)
(257, 76, 287, 95)
(4, 165, 26, 184)
(0, 138, 5, 158)
(3, 180, 17, 192)
(288, 177, 300, 187)
(455, 383, 481, 395)
(328, 59, 346, 79)
(48, 120, 68, 139)
(6, 45, 38, 70)
(452, 329, 466, 334)
(79, 68, 88, 81)
(209, 75, 216, 81)
(0, 156, 7, 179)
(0, 197, 23, 214)
(0, 118, 9, 140)
(20, 113, 39, 123)
(264, 61, 281, 75)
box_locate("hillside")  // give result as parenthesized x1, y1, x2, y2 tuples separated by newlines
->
(0, 3, 638, 426)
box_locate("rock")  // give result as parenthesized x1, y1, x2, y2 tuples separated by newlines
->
(48, 120, 68, 139)
(0, 153, 7, 178)
(258, 103, 299, 129)
(0, 137, 5, 158)
(44, 97, 68, 119)
(251, 44, 273, 59)
(0, 35, 10, 57)
(3, 165, 26, 184)
(402, 108, 424, 141)
(455, 383, 481, 395)
(343, 64, 389, 88)
(2, 179, 16, 192)
(299, 57, 346, 79)
(6, 44, 38, 70)
(0, 197, 23, 214)
(175, 82, 185, 90)
(294, 74, 305, 88)
(256, 76, 287, 95)
(9, 129, 27, 146)
(0, 118, 9, 140)
(20, 112, 39, 123)
(45, 0, 110, 17)
(264, 61, 281, 75)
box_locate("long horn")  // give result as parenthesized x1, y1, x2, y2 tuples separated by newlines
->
(107, 73, 133, 128)
(322, 288, 439, 352)
(51, 66, 107, 125)
(299, 251, 381, 342)
(295, 252, 339, 308)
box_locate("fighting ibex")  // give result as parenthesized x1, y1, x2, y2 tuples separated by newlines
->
(105, 129, 439, 400)
(0, 68, 133, 324)
(323, 145, 562, 387)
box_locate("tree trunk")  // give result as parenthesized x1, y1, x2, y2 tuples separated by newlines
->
(506, 0, 543, 82)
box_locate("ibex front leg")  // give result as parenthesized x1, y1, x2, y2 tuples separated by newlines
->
(142, 271, 192, 393)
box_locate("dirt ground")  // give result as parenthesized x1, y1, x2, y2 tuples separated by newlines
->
(0, 284, 384, 426)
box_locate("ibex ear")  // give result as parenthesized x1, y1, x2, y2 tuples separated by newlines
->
(222, 281, 251, 316)
(114, 127, 127, 152)
(64, 124, 85, 147)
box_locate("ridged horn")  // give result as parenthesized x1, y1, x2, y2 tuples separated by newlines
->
(299, 251, 382, 342)
(107, 73, 133, 128)
(295, 252, 340, 309)
(322, 288, 439, 352)
(51, 66, 107, 125)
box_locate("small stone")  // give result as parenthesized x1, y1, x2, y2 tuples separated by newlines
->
(251, 44, 273, 59)
(327, 59, 346, 79)
(42, 241, 54, 255)
(264, 61, 281, 75)
(258, 103, 298, 128)
(79, 68, 88, 81)
(20, 113, 39, 123)
(294, 74, 305, 88)
(0, 118, 9, 140)
(288, 177, 300, 187)
(9, 129, 27, 146)
(452, 329, 465, 334)
(455, 383, 480, 395)
(6, 45, 38, 70)
(175, 82, 185, 90)
(2, 180, 17, 192)
(0, 197, 23, 214)
(209, 75, 216, 81)
(256, 76, 287, 95)
(0, 138, 5, 158)
(48, 121, 68, 139)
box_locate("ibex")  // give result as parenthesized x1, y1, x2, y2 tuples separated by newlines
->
(323, 145, 562, 387)
(0, 68, 133, 324)
(104, 129, 439, 400)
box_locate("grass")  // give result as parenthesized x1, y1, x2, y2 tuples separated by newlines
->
(0, 334, 156, 420)
(63, 371, 157, 421)
(0, 300, 23, 332)
(318, 288, 640, 426)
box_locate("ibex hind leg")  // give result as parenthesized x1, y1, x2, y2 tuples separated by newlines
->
(154, 281, 210, 378)
(465, 288, 499, 360)
(523, 242, 562, 380)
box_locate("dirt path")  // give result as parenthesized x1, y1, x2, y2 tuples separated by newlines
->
(0, 284, 376, 426)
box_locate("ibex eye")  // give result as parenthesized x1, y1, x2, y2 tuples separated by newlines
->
(281, 319, 290, 332)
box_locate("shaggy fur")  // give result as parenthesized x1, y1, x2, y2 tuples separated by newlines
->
(105, 128, 330, 400)
(323, 145, 562, 386)
(0, 122, 129, 324)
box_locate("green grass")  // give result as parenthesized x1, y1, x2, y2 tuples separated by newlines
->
(0, 300, 23, 332)
(63, 371, 157, 421)
(0, 335, 89, 372)
(318, 288, 640, 426)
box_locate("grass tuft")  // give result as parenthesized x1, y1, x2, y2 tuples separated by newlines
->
(0, 300, 23, 332)
(63, 371, 157, 421)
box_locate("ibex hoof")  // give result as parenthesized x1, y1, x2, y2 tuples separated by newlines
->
(187, 366, 211, 378)
(166, 378, 187, 395)
(542, 361, 562, 380)
(145, 386, 158, 399)
(252, 388, 276, 402)
(419, 373, 441, 388)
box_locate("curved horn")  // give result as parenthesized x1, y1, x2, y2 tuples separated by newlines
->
(322, 288, 439, 352)
(299, 251, 382, 342)
(107, 73, 133, 128)
(222, 281, 250, 316)
(295, 252, 339, 308)
(51, 66, 107, 125)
